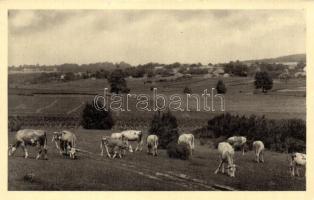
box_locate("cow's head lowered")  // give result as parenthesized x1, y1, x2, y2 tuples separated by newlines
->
(8, 144, 16, 156)
(51, 132, 62, 142)
(227, 164, 237, 177)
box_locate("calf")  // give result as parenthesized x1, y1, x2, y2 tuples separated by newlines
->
(146, 135, 158, 156)
(214, 142, 236, 177)
(290, 152, 306, 177)
(253, 141, 265, 163)
(8, 129, 48, 160)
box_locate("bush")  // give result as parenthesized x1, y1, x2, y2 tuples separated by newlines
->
(149, 111, 179, 148)
(183, 86, 191, 94)
(81, 102, 114, 129)
(216, 80, 227, 94)
(167, 142, 190, 160)
(206, 113, 305, 153)
(8, 116, 22, 132)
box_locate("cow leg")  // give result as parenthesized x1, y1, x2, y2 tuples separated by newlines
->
(43, 146, 48, 160)
(21, 143, 29, 159)
(112, 152, 117, 159)
(260, 151, 264, 163)
(221, 163, 225, 174)
(256, 152, 259, 163)
(296, 166, 300, 177)
(242, 146, 245, 155)
(215, 160, 223, 174)
(291, 165, 295, 177)
(104, 145, 111, 158)
(36, 149, 42, 160)
(139, 140, 143, 151)
(36, 143, 42, 160)
(135, 142, 139, 152)
(129, 144, 133, 153)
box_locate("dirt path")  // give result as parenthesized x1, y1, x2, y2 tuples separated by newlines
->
(84, 154, 219, 190)
(35, 99, 59, 113)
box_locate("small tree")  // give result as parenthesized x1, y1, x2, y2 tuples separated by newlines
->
(216, 80, 227, 94)
(254, 71, 273, 93)
(149, 111, 179, 148)
(183, 86, 191, 94)
(108, 68, 130, 94)
(81, 102, 114, 129)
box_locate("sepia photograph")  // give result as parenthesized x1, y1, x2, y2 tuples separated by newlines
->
(7, 9, 306, 191)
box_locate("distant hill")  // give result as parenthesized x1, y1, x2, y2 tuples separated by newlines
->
(243, 54, 306, 64)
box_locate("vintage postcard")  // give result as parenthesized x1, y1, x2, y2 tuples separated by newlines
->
(1, 0, 314, 199)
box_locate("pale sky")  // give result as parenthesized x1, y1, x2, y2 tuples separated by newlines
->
(8, 10, 306, 66)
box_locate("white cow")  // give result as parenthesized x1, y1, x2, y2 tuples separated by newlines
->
(8, 129, 48, 160)
(178, 133, 195, 155)
(214, 142, 236, 177)
(290, 152, 306, 177)
(253, 141, 265, 163)
(111, 130, 143, 152)
(146, 135, 158, 156)
(227, 136, 247, 155)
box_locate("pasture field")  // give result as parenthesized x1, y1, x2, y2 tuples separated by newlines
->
(8, 76, 306, 130)
(8, 128, 306, 191)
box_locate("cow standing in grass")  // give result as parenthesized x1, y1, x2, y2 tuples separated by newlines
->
(214, 142, 236, 177)
(8, 129, 48, 160)
(111, 130, 143, 153)
(52, 130, 77, 158)
(100, 137, 130, 159)
(290, 152, 306, 177)
(178, 133, 195, 155)
(253, 140, 265, 163)
(227, 136, 247, 155)
(147, 135, 158, 156)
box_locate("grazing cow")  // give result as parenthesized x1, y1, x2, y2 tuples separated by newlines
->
(290, 152, 306, 177)
(214, 142, 236, 177)
(8, 129, 48, 160)
(52, 130, 77, 158)
(147, 135, 158, 156)
(227, 136, 247, 155)
(253, 141, 265, 163)
(178, 133, 195, 155)
(100, 137, 129, 159)
(120, 130, 144, 152)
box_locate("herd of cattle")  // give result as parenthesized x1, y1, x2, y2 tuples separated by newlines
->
(8, 129, 306, 178)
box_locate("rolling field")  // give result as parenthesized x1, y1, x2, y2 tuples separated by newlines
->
(8, 129, 306, 191)
(9, 76, 306, 128)
(8, 75, 306, 190)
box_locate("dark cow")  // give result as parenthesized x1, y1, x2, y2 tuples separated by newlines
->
(8, 129, 48, 160)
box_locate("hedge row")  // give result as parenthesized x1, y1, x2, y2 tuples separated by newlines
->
(205, 113, 306, 153)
